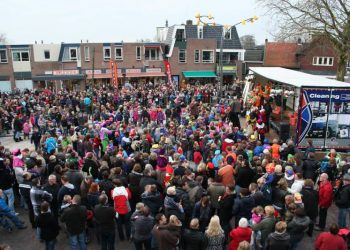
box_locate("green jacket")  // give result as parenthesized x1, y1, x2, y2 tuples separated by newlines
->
(252, 215, 276, 241)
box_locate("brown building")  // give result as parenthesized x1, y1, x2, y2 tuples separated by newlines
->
(263, 38, 338, 76)
(0, 19, 247, 91)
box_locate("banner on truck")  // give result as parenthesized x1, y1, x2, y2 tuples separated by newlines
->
(297, 88, 350, 149)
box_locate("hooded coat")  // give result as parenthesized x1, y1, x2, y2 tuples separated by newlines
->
(266, 232, 291, 250)
(287, 215, 310, 242)
(228, 226, 252, 250)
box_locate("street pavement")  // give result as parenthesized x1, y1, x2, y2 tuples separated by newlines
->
(0, 135, 342, 250)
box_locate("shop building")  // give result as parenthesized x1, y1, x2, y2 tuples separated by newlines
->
(159, 20, 245, 84)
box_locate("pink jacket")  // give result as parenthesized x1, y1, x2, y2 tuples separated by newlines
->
(13, 156, 24, 168)
(23, 123, 31, 134)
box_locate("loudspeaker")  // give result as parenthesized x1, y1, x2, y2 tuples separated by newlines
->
(280, 122, 290, 142)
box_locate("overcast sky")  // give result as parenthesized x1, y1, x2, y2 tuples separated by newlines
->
(2, 0, 272, 45)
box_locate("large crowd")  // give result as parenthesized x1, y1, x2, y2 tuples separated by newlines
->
(0, 81, 349, 250)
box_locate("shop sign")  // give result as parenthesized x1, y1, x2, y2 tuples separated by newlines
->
(106, 69, 122, 74)
(217, 66, 237, 72)
(126, 68, 141, 74)
(85, 69, 102, 74)
(146, 68, 162, 73)
(53, 70, 79, 75)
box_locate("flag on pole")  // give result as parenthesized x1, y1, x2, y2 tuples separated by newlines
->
(163, 59, 173, 86)
(110, 60, 118, 88)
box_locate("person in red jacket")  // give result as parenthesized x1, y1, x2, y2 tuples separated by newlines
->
(112, 179, 132, 241)
(228, 218, 252, 250)
(193, 148, 203, 166)
(316, 173, 333, 231)
(315, 223, 347, 250)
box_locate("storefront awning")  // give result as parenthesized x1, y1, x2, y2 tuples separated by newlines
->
(183, 71, 217, 78)
(32, 75, 85, 81)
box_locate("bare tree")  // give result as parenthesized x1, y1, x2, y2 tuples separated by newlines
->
(240, 35, 256, 49)
(258, 0, 350, 81)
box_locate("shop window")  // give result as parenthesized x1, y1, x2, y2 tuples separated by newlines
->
(0, 49, 7, 63)
(202, 50, 214, 63)
(103, 47, 111, 61)
(194, 49, 200, 63)
(115, 47, 123, 60)
(136, 46, 141, 60)
(145, 48, 161, 61)
(69, 48, 77, 61)
(179, 49, 186, 63)
(312, 56, 334, 66)
(84, 47, 90, 61)
(12, 50, 30, 62)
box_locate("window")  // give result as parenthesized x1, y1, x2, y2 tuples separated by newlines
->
(136, 46, 141, 60)
(194, 49, 200, 63)
(115, 47, 123, 60)
(202, 50, 214, 63)
(69, 48, 77, 61)
(179, 49, 186, 63)
(224, 29, 231, 39)
(12, 50, 29, 62)
(0, 49, 7, 63)
(312, 56, 334, 66)
(175, 29, 185, 42)
(145, 48, 161, 61)
(84, 47, 90, 61)
(103, 47, 111, 61)
(44, 50, 50, 60)
(198, 26, 203, 39)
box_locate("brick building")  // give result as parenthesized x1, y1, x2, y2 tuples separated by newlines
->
(160, 20, 245, 85)
(263, 38, 338, 76)
(0, 19, 246, 91)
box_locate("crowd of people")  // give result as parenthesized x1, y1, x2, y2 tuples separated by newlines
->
(0, 81, 349, 250)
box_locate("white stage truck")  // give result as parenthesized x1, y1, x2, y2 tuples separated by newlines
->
(246, 67, 350, 150)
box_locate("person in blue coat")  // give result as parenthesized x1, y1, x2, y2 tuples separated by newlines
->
(0, 189, 27, 231)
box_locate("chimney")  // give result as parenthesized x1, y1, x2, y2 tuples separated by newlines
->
(81, 40, 83, 43)
(41, 40, 43, 44)
(165, 20, 168, 27)
(35, 41, 37, 44)
(186, 20, 193, 25)
(265, 38, 268, 44)
(87, 40, 89, 43)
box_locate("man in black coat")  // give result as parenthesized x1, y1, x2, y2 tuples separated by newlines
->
(139, 168, 163, 193)
(302, 153, 320, 182)
(43, 175, 60, 217)
(266, 221, 291, 250)
(218, 184, 236, 237)
(335, 173, 350, 228)
(61, 195, 87, 250)
(35, 201, 59, 249)
(175, 180, 192, 227)
(183, 218, 205, 250)
(232, 188, 255, 227)
(301, 179, 319, 236)
(93, 194, 115, 250)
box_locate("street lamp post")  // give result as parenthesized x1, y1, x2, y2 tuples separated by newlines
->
(195, 14, 258, 99)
